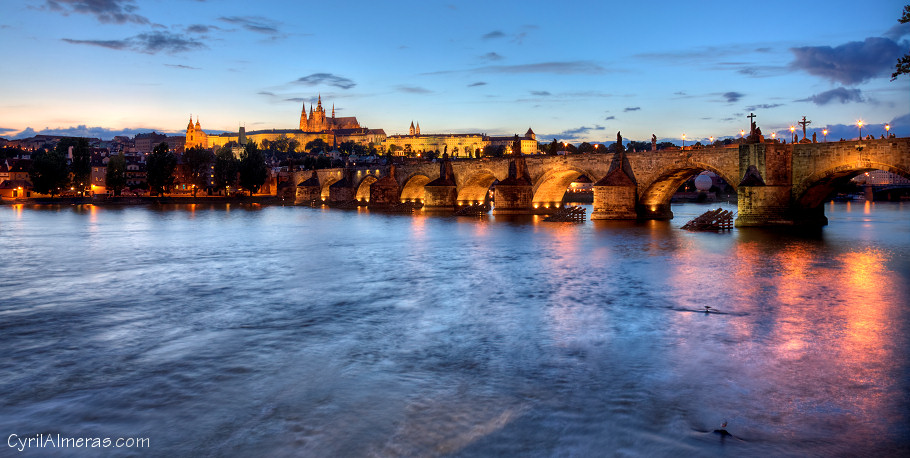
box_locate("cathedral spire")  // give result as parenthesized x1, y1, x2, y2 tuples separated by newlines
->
(332, 104, 335, 118)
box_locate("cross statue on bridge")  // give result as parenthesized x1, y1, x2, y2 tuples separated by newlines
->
(747, 113, 757, 136)
(798, 116, 812, 141)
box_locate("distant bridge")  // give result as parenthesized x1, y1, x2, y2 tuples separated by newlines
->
(290, 137, 910, 227)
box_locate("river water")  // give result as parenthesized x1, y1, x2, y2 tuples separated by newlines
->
(0, 201, 908, 457)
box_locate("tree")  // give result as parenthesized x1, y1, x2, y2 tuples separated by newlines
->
(214, 145, 239, 194)
(547, 139, 560, 155)
(238, 140, 268, 197)
(54, 137, 91, 193)
(305, 138, 328, 155)
(893, 5, 910, 80)
(105, 153, 127, 196)
(483, 144, 505, 157)
(146, 142, 177, 196)
(577, 142, 595, 154)
(29, 148, 69, 197)
(183, 146, 215, 197)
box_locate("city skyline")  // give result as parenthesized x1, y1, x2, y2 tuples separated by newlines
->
(1, 0, 908, 143)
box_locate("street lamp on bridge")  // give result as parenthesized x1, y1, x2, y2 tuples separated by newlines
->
(823, 128, 828, 142)
(885, 123, 891, 137)
(857, 120, 864, 140)
(682, 134, 686, 149)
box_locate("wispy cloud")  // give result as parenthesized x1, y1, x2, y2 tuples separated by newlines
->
(43, 0, 148, 24)
(62, 31, 205, 54)
(165, 63, 200, 70)
(396, 85, 432, 94)
(623, 106, 640, 112)
(542, 125, 607, 142)
(790, 37, 903, 85)
(530, 90, 551, 96)
(797, 87, 865, 105)
(218, 16, 281, 36)
(293, 73, 356, 90)
(186, 24, 217, 34)
(744, 103, 784, 111)
(467, 82, 486, 87)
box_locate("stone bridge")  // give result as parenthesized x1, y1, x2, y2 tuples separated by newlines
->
(290, 137, 910, 227)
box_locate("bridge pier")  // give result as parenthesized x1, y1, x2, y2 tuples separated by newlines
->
(368, 165, 401, 209)
(493, 156, 533, 214)
(591, 150, 639, 220)
(295, 170, 322, 204)
(636, 204, 673, 220)
(423, 156, 458, 211)
(328, 170, 356, 204)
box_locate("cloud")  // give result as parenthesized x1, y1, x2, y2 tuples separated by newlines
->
(186, 24, 216, 34)
(797, 87, 865, 105)
(396, 85, 432, 94)
(43, 0, 148, 24)
(604, 116, 615, 120)
(482, 30, 505, 40)
(723, 92, 744, 103)
(482, 61, 604, 75)
(62, 31, 205, 54)
(218, 16, 281, 35)
(530, 90, 551, 96)
(9, 125, 183, 141)
(480, 52, 504, 61)
(883, 21, 910, 41)
(623, 107, 640, 112)
(165, 64, 200, 70)
(744, 103, 784, 111)
(790, 37, 904, 85)
(467, 82, 486, 87)
(543, 125, 607, 141)
(293, 73, 356, 90)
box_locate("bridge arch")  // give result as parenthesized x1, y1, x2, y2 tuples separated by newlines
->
(457, 169, 499, 204)
(355, 175, 378, 201)
(638, 162, 736, 218)
(531, 166, 598, 208)
(795, 161, 910, 208)
(401, 174, 431, 203)
(320, 175, 341, 200)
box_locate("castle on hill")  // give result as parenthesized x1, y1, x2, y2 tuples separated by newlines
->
(185, 95, 385, 151)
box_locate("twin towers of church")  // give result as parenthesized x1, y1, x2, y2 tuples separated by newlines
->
(298, 95, 360, 132)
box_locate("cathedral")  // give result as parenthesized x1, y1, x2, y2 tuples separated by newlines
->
(299, 95, 360, 132)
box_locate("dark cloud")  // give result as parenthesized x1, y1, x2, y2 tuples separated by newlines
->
(482, 30, 505, 40)
(63, 31, 205, 54)
(744, 103, 784, 111)
(396, 85, 432, 94)
(623, 107, 640, 112)
(43, 0, 148, 24)
(258, 91, 276, 96)
(883, 21, 910, 41)
(736, 65, 789, 77)
(797, 87, 865, 105)
(790, 37, 903, 85)
(480, 52, 504, 61)
(530, 90, 551, 96)
(467, 82, 486, 87)
(723, 92, 744, 103)
(218, 16, 281, 35)
(604, 116, 615, 120)
(293, 73, 356, 90)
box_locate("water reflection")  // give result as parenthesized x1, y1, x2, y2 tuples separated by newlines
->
(0, 202, 907, 456)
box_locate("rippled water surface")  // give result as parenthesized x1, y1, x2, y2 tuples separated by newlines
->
(1, 201, 909, 456)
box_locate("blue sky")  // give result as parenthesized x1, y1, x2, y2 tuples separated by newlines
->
(1, 0, 908, 144)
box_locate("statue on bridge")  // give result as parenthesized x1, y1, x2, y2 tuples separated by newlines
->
(651, 134, 657, 152)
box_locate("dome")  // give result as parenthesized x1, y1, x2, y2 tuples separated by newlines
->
(694, 174, 713, 191)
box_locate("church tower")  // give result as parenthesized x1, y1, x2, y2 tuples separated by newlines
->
(299, 101, 309, 130)
(416, 121, 420, 135)
(409, 121, 415, 136)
